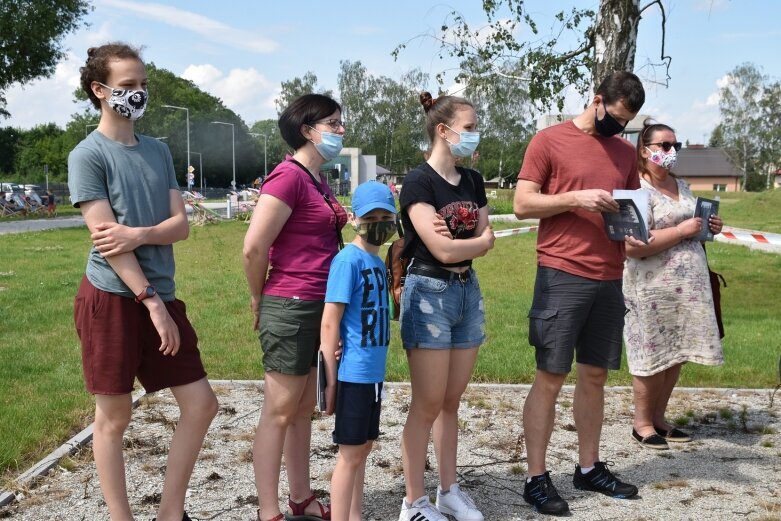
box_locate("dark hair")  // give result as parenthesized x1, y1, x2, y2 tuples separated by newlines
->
(80, 43, 143, 110)
(637, 118, 677, 177)
(595, 71, 645, 114)
(278, 94, 342, 150)
(420, 91, 474, 142)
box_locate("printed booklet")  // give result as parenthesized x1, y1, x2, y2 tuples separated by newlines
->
(316, 350, 327, 412)
(603, 189, 650, 243)
(694, 196, 720, 241)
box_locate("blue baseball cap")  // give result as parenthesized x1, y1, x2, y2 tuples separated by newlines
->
(351, 181, 397, 217)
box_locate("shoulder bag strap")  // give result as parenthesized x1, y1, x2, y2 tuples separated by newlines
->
(287, 158, 344, 250)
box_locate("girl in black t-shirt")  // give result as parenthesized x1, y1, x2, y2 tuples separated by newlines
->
(396, 92, 495, 521)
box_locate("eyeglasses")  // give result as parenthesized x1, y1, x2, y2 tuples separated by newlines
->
(646, 141, 682, 152)
(313, 119, 345, 131)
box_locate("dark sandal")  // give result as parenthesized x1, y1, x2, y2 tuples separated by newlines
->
(655, 426, 692, 442)
(285, 495, 331, 520)
(632, 428, 669, 450)
(256, 510, 284, 521)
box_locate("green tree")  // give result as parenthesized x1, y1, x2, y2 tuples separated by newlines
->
(759, 81, 781, 190)
(13, 123, 73, 182)
(713, 63, 766, 191)
(394, 0, 671, 111)
(71, 63, 260, 188)
(274, 72, 332, 115)
(0, 0, 91, 117)
(248, 118, 288, 176)
(0, 127, 21, 175)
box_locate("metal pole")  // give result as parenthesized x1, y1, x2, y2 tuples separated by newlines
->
(231, 124, 236, 190)
(199, 153, 203, 193)
(263, 134, 268, 176)
(185, 109, 190, 180)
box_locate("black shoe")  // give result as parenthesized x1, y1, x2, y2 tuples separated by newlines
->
(632, 428, 669, 450)
(655, 426, 692, 442)
(523, 471, 570, 515)
(573, 461, 638, 499)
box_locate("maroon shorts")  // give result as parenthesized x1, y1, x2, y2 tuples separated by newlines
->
(74, 276, 207, 395)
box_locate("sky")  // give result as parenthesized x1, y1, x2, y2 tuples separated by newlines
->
(4, 0, 781, 146)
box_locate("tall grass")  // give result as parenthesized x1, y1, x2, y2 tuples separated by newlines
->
(1, 209, 780, 477)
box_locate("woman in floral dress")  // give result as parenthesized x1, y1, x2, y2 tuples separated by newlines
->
(623, 120, 724, 450)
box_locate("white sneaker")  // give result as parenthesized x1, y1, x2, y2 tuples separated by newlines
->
(436, 483, 484, 521)
(398, 495, 447, 521)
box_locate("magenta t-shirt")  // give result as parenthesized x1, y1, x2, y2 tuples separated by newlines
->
(261, 157, 348, 300)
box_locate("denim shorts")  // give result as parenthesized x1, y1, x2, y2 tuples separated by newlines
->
(399, 270, 485, 349)
(528, 266, 625, 374)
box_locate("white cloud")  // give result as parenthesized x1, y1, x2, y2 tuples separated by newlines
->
(97, 0, 279, 53)
(85, 21, 114, 46)
(182, 64, 278, 123)
(3, 52, 87, 129)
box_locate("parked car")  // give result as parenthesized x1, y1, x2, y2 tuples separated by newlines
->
(24, 184, 42, 196)
(1, 183, 23, 201)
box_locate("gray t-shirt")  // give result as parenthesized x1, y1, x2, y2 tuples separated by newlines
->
(68, 131, 180, 301)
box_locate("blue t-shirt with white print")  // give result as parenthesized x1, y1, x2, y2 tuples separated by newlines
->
(325, 244, 390, 384)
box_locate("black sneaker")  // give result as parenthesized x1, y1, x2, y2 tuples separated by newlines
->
(573, 461, 638, 498)
(523, 471, 570, 515)
(152, 513, 192, 521)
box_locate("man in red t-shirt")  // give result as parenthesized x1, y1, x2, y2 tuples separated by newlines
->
(514, 72, 647, 515)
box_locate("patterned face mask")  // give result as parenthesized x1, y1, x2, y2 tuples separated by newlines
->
(352, 220, 397, 246)
(646, 147, 678, 170)
(99, 82, 148, 120)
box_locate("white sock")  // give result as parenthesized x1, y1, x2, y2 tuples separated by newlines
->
(580, 465, 594, 474)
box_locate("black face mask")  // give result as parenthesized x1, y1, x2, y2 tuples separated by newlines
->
(594, 106, 627, 137)
(353, 221, 397, 246)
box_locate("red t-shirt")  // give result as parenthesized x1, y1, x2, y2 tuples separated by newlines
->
(260, 158, 348, 300)
(518, 120, 639, 280)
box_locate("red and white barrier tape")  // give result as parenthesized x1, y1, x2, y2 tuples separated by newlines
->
(493, 226, 538, 238)
(717, 228, 781, 246)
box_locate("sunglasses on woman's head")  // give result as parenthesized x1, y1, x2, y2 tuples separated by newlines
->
(646, 141, 682, 152)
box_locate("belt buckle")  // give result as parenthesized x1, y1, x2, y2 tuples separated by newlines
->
(456, 271, 468, 282)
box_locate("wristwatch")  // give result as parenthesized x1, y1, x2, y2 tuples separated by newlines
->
(135, 285, 157, 303)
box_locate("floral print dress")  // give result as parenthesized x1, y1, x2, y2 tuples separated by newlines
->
(623, 177, 724, 376)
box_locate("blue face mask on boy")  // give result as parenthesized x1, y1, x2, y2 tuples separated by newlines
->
(444, 125, 480, 158)
(309, 127, 344, 161)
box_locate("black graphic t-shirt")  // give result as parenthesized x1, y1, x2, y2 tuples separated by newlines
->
(399, 162, 488, 268)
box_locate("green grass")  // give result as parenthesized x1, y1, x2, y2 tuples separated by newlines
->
(1, 207, 780, 478)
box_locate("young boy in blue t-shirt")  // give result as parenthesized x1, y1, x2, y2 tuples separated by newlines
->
(320, 181, 398, 521)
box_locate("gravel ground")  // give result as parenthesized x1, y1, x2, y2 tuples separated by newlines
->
(2, 382, 779, 521)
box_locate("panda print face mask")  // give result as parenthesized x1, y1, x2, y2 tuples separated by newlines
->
(98, 82, 148, 120)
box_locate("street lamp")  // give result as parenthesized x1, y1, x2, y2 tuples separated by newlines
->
(211, 121, 236, 190)
(85, 123, 98, 137)
(191, 151, 204, 193)
(248, 132, 269, 177)
(162, 105, 190, 184)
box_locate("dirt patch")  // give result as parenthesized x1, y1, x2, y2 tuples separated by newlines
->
(2, 383, 779, 520)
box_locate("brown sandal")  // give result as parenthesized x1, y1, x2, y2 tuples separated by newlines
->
(286, 494, 331, 520)
(256, 510, 284, 521)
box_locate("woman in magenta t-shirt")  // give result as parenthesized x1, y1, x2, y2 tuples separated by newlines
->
(243, 94, 347, 521)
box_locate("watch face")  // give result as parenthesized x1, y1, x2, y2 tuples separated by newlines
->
(145, 286, 155, 297)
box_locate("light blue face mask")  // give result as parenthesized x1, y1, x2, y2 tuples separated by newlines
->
(309, 127, 344, 161)
(444, 125, 480, 158)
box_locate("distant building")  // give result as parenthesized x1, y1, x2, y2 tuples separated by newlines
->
(536, 113, 651, 145)
(535, 116, 744, 192)
(675, 145, 743, 192)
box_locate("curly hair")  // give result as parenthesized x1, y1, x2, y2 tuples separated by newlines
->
(80, 43, 143, 110)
